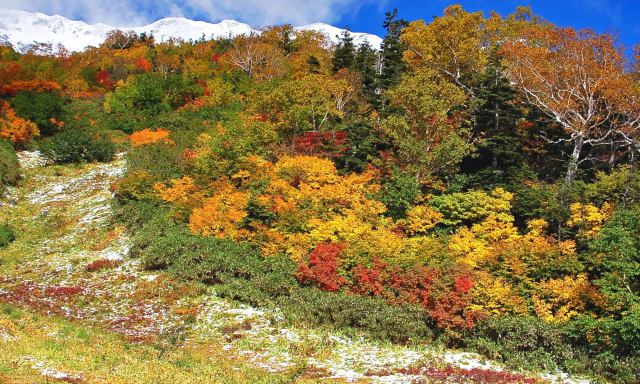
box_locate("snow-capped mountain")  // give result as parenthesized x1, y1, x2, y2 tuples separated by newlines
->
(0, 8, 382, 53)
(295, 23, 382, 48)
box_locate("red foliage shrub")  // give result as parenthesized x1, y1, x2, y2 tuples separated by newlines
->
(85, 258, 122, 272)
(428, 288, 477, 330)
(135, 57, 152, 73)
(384, 265, 438, 305)
(196, 79, 210, 96)
(43, 285, 84, 298)
(352, 258, 387, 296)
(181, 148, 198, 161)
(96, 70, 115, 90)
(331, 256, 479, 330)
(454, 275, 474, 293)
(388, 364, 541, 384)
(293, 131, 347, 157)
(297, 242, 346, 292)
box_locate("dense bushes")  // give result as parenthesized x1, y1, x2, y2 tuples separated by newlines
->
(464, 316, 572, 372)
(121, 198, 639, 381)
(111, 109, 639, 380)
(0, 223, 14, 248)
(123, 201, 433, 343)
(103, 73, 203, 133)
(0, 139, 19, 191)
(10, 90, 66, 136)
(464, 315, 640, 382)
(40, 128, 115, 164)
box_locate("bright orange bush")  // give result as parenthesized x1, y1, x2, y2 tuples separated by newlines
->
(0, 100, 39, 145)
(135, 57, 153, 73)
(129, 128, 172, 147)
(188, 180, 251, 240)
(0, 80, 61, 96)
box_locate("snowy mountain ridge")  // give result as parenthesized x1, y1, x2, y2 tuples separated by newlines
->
(0, 8, 383, 53)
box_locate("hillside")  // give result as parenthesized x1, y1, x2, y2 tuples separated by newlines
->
(0, 151, 574, 383)
(0, 4, 639, 384)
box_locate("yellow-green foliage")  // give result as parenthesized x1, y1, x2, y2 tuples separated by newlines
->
(429, 188, 514, 226)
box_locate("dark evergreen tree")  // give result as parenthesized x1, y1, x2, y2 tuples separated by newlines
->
(353, 43, 379, 106)
(472, 57, 523, 171)
(306, 55, 321, 74)
(10, 90, 66, 137)
(458, 55, 530, 189)
(278, 25, 295, 56)
(378, 9, 408, 92)
(332, 30, 356, 72)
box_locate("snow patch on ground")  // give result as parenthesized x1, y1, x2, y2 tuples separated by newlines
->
(0, 327, 16, 342)
(22, 356, 84, 383)
(16, 150, 47, 170)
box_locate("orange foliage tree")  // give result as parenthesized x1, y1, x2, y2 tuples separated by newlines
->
(0, 100, 39, 145)
(500, 26, 627, 183)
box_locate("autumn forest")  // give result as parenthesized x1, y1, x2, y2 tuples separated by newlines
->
(1, 4, 639, 383)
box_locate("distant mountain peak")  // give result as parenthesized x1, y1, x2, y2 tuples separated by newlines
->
(0, 8, 382, 53)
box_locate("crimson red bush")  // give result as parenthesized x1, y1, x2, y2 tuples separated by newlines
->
(297, 242, 346, 292)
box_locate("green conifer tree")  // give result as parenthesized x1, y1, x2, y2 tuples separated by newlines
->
(354, 43, 379, 106)
(332, 30, 356, 72)
(378, 9, 408, 92)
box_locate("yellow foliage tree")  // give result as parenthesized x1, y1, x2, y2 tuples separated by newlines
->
(469, 271, 529, 316)
(403, 205, 443, 235)
(154, 176, 198, 204)
(401, 5, 487, 95)
(273, 155, 339, 187)
(532, 274, 594, 322)
(567, 202, 613, 238)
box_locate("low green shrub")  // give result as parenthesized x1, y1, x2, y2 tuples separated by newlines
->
(279, 287, 433, 343)
(562, 315, 640, 382)
(0, 139, 19, 190)
(464, 315, 640, 383)
(125, 142, 183, 181)
(40, 128, 115, 164)
(0, 223, 15, 248)
(112, 200, 164, 232)
(463, 316, 571, 372)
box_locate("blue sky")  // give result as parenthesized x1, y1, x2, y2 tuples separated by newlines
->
(4, 0, 640, 48)
(340, 1, 640, 49)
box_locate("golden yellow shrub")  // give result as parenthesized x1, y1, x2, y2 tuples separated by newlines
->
(532, 273, 593, 322)
(567, 202, 613, 238)
(189, 181, 250, 240)
(403, 205, 443, 235)
(469, 271, 529, 315)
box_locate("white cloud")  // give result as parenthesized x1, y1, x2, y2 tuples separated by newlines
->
(1, 0, 379, 27)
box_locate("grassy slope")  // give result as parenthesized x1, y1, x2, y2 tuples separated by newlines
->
(0, 304, 283, 384)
